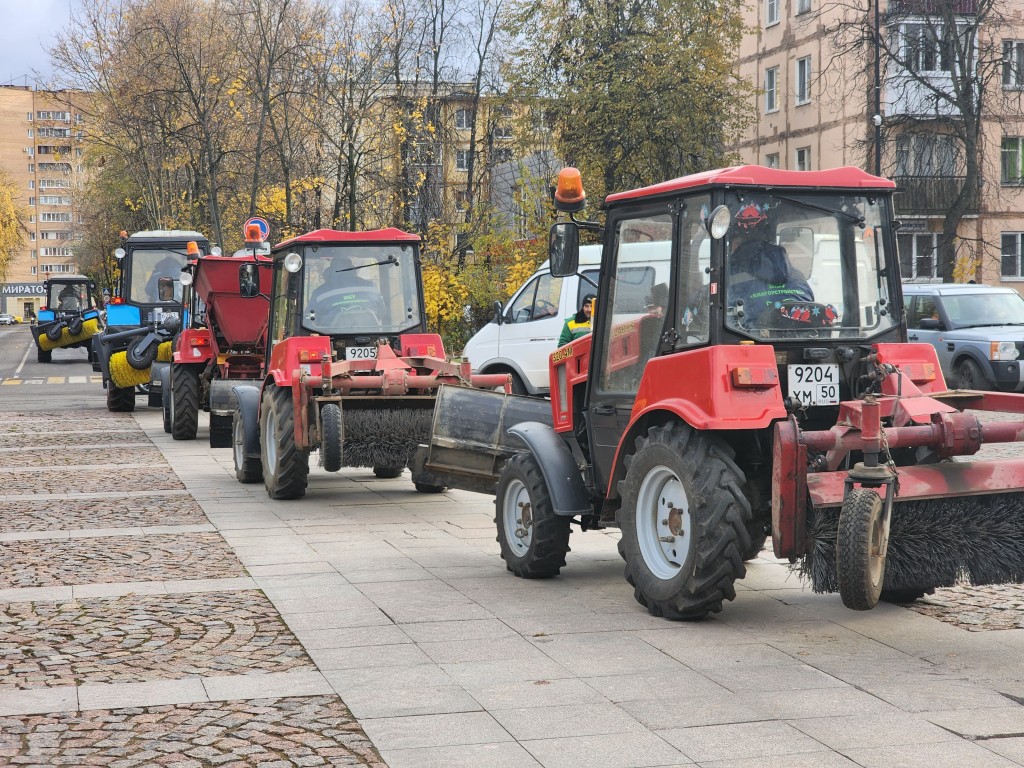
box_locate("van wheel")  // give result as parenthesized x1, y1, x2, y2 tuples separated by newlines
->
(955, 358, 988, 391)
(509, 372, 528, 396)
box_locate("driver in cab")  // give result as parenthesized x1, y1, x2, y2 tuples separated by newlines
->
(309, 254, 384, 326)
(728, 202, 813, 326)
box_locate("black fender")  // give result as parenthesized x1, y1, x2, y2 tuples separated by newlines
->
(508, 421, 592, 517)
(233, 384, 262, 460)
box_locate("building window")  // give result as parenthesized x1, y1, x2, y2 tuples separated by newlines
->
(25, 147, 33, 156)
(455, 190, 469, 209)
(796, 147, 811, 171)
(27, 164, 34, 173)
(27, 197, 34, 206)
(895, 133, 956, 176)
(28, 232, 35, 241)
(796, 57, 811, 105)
(30, 266, 36, 275)
(492, 124, 513, 140)
(796, 0, 811, 13)
(1002, 233, 1024, 277)
(1002, 137, 1024, 184)
(27, 180, 34, 190)
(1005, 41, 1024, 88)
(901, 24, 952, 74)
(454, 108, 473, 130)
(40, 212, 72, 222)
(26, 112, 32, 122)
(491, 148, 513, 164)
(26, 128, 33, 138)
(40, 178, 70, 188)
(898, 233, 939, 280)
(766, 0, 779, 25)
(38, 195, 70, 206)
(765, 66, 779, 112)
(455, 149, 469, 171)
(766, 153, 780, 168)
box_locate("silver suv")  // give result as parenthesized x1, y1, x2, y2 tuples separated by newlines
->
(902, 283, 1024, 390)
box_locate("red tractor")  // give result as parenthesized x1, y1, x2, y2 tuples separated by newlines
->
(231, 228, 508, 499)
(161, 237, 273, 446)
(413, 165, 1024, 618)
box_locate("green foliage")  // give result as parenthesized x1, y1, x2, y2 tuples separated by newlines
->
(505, 0, 754, 198)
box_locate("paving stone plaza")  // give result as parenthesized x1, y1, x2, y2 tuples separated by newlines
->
(4, 392, 1024, 767)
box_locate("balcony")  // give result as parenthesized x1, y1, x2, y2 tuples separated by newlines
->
(893, 175, 975, 216)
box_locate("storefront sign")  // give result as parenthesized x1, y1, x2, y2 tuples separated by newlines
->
(1, 283, 46, 296)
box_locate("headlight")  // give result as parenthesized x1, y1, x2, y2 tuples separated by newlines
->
(210, 246, 223, 256)
(284, 251, 303, 273)
(708, 205, 731, 240)
(114, 247, 126, 260)
(179, 270, 194, 286)
(990, 341, 1020, 360)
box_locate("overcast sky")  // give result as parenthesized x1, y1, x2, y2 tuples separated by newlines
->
(0, 1, 79, 87)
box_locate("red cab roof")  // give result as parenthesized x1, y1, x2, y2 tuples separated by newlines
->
(605, 166, 896, 203)
(274, 227, 420, 250)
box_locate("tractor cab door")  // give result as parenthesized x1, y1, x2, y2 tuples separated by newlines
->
(267, 258, 302, 358)
(586, 195, 713, 493)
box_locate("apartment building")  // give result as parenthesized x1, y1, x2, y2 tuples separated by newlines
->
(733, 0, 1024, 287)
(0, 85, 87, 317)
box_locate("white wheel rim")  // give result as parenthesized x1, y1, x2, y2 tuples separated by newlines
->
(635, 465, 691, 580)
(233, 415, 245, 470)
(502, 478, 532, 555)
(264, 407, 277, 470)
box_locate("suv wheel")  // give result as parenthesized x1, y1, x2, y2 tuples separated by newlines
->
(955, 358, 988, 391)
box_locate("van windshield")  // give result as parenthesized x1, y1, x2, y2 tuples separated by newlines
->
(724, 192, 895, 340)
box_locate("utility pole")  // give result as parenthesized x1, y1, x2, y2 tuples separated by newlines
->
(873, 0, 883, 176)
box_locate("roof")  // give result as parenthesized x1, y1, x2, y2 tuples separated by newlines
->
(127, 230, 209, 241)
(902, 282, 1016, 295)
(605, 166, 897, 204)
(274, 228, 420, 250)
(45, 274, 91, 282)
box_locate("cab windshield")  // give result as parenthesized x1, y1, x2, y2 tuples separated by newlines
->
(302, 244, 421, 335)
(129, 248, 187, 304)
(49, 282, 89, 311)
(724, 193, 895, 340)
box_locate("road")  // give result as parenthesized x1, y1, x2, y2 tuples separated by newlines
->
(2, 345, 1024, 767)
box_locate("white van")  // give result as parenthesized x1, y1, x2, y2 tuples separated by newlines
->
(463, 245, 602, 395)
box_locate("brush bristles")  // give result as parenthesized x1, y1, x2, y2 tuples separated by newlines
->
(799, 494, 1024, 593)
(337, 408, 434, 469)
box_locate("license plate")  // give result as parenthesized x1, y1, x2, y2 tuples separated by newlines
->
(346, 346, 377, 360)
(787, 364, 840, 406)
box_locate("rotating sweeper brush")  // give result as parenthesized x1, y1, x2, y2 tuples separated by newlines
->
(336, 406, 435, 470)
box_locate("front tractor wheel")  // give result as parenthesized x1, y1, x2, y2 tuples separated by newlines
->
(837, 488, 888, 611)
(618, 423, 752, 620)
(37, 348, 52, 363)
(261, 386, 309, 499)
(495, 453, 571, 578)
(170, 364, 200, 440)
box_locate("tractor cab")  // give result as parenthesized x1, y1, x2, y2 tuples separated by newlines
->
(260, 228, 428, 361)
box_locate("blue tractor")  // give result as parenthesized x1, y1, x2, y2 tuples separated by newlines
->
(93, 230, 213, 412)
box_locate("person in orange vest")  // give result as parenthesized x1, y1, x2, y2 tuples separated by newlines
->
(558, 293, 594, 346)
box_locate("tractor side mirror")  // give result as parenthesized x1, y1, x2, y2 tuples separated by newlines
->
(238, 263, 260, 298)
(549, 222, 579, 277)
(157, 276, 175, 302)
(492, 300, 504, 325)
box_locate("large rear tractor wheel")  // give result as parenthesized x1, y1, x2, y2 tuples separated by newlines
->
(837, 488, 887, 611)
(320, 403, 343, 473)
(618, 422, 752, 620)
(261, 387, 309, 499)
(37, 347, 52, 363)
(170, 364, 200, 440)
(106, 384, 136, 413)
(495, 453, 572, 578)
(233, 405, 262, 483)
(209, 414, 232, 449)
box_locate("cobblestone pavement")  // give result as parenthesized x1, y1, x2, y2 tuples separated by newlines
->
(0, 396, 382, 767)
(0, 493, 207, 533)
(1, 445, 166, 468)
(910, 584, 1024, 631)
(0, 429, 150, 449)
(0, 533, 246, 588)
(0, 466, 184, 495)
(1, 591, 315, 688)
(0, 696, 385, 767)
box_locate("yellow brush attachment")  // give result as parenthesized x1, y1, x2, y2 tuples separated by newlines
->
(108, 341, 173, 388)
(38, 318, 100, 351)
